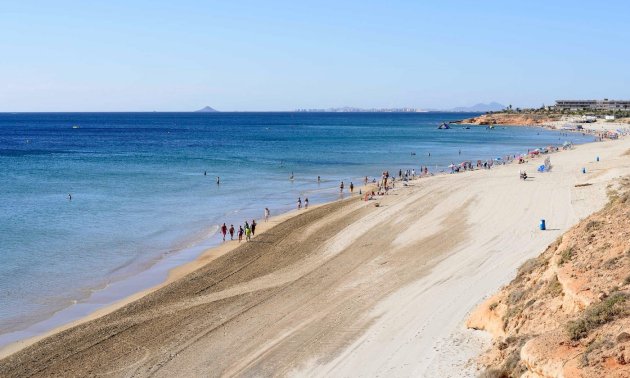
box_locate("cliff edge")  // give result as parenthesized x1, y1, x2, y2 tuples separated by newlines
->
(469, 176, 630, 377)
(459, 113, 560, 126)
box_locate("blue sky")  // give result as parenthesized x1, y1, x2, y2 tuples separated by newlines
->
(1, 1, 628, 111)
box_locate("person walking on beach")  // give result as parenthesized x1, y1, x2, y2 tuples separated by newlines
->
(364, 176, 368, 185)
(244, 220, 249, 231)
(340, 181, 344, 193)
(245, 225, 252, 241)
(238, 226, 244, 242)
(251, 219, 257, 236)
(304, 197, 309, 209)
(350, 182, 354, 193)
(264, 207, 270, 222)
(221, 223, 227, 241)
(229, 224, 235, 240)
(297, 197, 302, 209)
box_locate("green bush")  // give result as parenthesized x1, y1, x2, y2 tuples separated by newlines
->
(546, 275, 563, 297)
(585, 220, 600, 231)
(517, 257, 547, 278)
(558, 247, 574, 266)
(603, 257, 619, 270)
(566, 292, 628, 340)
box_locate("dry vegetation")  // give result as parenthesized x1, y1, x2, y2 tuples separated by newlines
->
(470, 177, 630, 377)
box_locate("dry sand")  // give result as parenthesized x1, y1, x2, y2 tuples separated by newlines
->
(1, 136, 629, 377)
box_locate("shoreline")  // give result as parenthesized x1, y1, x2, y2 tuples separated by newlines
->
(0, 124, 583, 358)
(455, 113, 630, 134)
(0, 200, 335, 359)
(0, 127, 621, 370)
(0, 132, 628, 376)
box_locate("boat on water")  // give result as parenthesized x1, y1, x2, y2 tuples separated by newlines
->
(486, 125, 495, 130)
(437, 122, 450, 130)
(72, 125, 80, 129)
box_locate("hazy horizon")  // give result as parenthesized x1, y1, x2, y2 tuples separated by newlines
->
(1, 1, 628, 112)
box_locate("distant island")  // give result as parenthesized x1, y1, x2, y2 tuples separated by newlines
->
(195, 106, 219, 113)
(439, 102, 506, 113)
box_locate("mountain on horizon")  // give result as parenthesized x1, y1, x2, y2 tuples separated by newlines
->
(195, 106, 219, 113)
(442, 102, 506, 113)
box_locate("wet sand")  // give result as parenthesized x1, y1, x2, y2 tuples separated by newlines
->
(1, 136, 629, 377)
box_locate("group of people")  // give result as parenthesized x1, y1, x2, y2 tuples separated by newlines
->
(338, 181, 354, 193)
(221, 219, 257, 243)
(219, 208, 271, 243)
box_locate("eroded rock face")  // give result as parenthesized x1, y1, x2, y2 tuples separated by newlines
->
(460, 114, 559, 126)
(471, 177, 630, 377)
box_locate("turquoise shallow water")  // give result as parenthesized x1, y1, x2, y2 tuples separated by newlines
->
(0, 112, 594, 346)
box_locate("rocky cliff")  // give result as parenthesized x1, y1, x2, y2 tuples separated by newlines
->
(469, 176, 630, 377)
(460, 114, 560, 126)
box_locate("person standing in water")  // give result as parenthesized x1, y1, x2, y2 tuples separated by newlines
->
(340, 181, 344, 193)
(317, 175, 321, 183)
(68, 193, 72, 201)
(297, 197, 302, 209)
(229, 224, 235, 240)
(264, 207, 270, 222)
(251, 219, 257, 236)
(216, 176, 220, 185)
(350, 182, 354, 193)
(221, 223, 227, 241)
(304, 197, 309, 209)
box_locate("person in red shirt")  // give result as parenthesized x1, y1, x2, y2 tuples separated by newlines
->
(221, 223, 227, 241)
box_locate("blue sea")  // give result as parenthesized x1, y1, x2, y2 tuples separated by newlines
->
(0, 112, 594, 346)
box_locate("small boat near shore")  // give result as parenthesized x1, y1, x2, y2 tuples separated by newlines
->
(437, 122, 450, 129)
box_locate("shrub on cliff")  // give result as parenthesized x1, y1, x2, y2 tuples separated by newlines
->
(566, 292, 628, 340)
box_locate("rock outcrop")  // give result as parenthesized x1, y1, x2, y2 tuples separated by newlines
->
(460, 113, 559, 126)
(471, 177, 630, 377)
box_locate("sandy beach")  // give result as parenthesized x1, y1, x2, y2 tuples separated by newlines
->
(1, 134, 629, 377)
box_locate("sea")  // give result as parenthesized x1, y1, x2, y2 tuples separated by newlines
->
(0, 112, 594, 347)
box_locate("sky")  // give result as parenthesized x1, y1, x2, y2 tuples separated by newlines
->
(1, 1, 629, 112)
